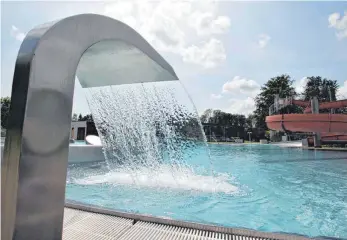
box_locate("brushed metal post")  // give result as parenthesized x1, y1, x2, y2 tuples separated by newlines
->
(1, 13, 178, 240)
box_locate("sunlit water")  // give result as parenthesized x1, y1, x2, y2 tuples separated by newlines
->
(67, 81, 347, 238)
(66, 144, 347, 238)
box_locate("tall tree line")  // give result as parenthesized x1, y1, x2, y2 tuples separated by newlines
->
(253, 75, 301, 130)
(200, 109, 258, 141)
(1, 97, 11, 129)
(253, 75, 343, 130)
(200, 75, 345, 140)
(1, 75, 345, 139)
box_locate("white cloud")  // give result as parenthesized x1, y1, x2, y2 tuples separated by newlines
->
(225, 97, 255, 116)
(10, 25, 25, 42)
(294, 77, 308, 94)
(100, 1, 230, 68)
(11, 1, 229, 69)
(182, 38, 226, 68)
(337, 80, 347, 99)
(210, 93, 222, 99)
(189, 12, 231, 36)
(258, 34, 271, 48)
(328, 11, 347, 40)
(222, 76, 260, 96)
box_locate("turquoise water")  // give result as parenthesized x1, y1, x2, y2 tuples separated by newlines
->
(71, 140, 87, 145)
(66, 144, 347, 238)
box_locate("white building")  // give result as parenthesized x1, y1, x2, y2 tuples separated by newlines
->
(71, 121, 87, 140)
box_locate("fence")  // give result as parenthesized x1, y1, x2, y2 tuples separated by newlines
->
(268, 97, 293, 115)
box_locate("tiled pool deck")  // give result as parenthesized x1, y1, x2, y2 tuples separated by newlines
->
(63, 204, 311, 240)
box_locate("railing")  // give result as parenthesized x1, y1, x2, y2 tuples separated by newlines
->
(269, 97, 293, 115)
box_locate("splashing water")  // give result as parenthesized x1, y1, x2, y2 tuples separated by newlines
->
(74, 164, 238, 194)
(82, 81, 235, 193)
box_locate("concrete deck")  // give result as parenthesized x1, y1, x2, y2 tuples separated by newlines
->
(63, 204, 311, 240)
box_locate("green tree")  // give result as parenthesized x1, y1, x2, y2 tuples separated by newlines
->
(1, 97, 11, 129)
(303, 76, 339, 102)
(253, 74, 300, 130)
(200, 109, 249, 140)
(78, 114, 83, 121)
(81, 114, 94, 122)
(200, 109, 213, 123)
(245, 114, 256, 131)
(72, 113, 78, 121)
(303, 76, 341, 113)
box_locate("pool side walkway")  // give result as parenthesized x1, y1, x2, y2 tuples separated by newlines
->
(64, 203, 311, 240)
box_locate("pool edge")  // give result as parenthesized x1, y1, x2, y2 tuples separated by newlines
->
(65, 200, 315, 240)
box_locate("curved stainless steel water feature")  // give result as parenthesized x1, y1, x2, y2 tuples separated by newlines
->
(2, 14, 312, 240)
(2, 13, 177, 240)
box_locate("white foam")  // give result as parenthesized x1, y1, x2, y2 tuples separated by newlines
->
(74, 165, 238, 195)
(86, 135, 102, 146)
(271, 141, 302, 148)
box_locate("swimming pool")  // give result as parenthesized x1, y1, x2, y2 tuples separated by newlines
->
(66, 144, 347, 238)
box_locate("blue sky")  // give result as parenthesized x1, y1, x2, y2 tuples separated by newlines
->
(1, 1, 347, 115)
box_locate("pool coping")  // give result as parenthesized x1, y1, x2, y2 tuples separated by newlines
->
(302, 147, 347, 152)
(66, 200, 316, 240)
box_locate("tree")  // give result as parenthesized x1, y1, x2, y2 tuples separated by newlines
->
(200, 109, 213, 123)
(303, 76, 341, 113)
(321, 79, 338, 102)
(1, 97, 11, 129)
(72, 113, 78, 121)
(253, 74, 301, 130)
(303, 77, 339, 106)
(245, 114, 256, 131)
(81, 114, 93, 122)
(78, 114, 83, 121)
(200, 109, 251, 140)
(303, 76, 339, 102)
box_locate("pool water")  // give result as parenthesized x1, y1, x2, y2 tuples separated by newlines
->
(71, 140, 87, 145)
(66, 144, 347, 238)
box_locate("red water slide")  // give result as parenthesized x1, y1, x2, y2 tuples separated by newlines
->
(266, 99, 347, 142)
(303, 99, 347, 113)
(291, 99, 347, 113)
(266, 114, 347, 133)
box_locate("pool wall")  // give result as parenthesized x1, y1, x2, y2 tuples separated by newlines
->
(0, 144, 105, 164)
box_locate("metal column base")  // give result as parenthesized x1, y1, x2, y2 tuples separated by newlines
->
(314, 133, 322, 148)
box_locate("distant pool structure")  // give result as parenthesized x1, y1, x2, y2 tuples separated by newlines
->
(66, 143, 347, 238)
